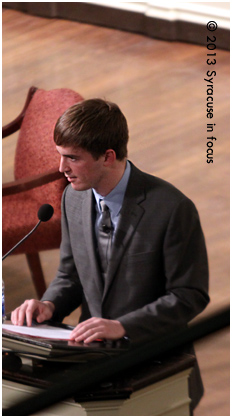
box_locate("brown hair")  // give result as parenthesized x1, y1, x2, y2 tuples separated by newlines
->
(54, 98, 129, 160)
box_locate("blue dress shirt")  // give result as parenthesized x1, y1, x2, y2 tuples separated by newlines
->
(93, 160, 131, 239)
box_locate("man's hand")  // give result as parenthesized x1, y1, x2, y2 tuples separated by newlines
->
(11, 299, 55, 327)
(69, 317, 126, 343)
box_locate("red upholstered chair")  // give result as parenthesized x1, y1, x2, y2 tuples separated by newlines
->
(2, 87, 83, 298)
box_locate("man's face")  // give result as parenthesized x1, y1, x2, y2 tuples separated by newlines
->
(56, 145, 106, 192)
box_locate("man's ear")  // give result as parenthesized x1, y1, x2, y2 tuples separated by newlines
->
(104, 149, 116, 165)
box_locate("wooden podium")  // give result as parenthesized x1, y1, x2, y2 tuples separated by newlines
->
(3, 351, 194, 416)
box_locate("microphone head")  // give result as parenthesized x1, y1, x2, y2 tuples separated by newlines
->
(37, 204, 54, 222)
(102, 225, 113, 234)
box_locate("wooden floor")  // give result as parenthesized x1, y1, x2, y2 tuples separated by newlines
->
(2, 9, 230, 416)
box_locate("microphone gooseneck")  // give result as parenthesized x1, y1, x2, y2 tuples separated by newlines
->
(2, 204, 54, 261)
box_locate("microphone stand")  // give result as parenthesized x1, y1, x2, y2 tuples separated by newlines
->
(2, 221, 41, 261)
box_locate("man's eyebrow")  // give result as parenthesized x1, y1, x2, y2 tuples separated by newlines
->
(56, 150, 78, 158)
(64, 154, 78, 158)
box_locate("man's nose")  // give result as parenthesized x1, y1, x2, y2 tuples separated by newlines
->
(59, 157, 69, 173)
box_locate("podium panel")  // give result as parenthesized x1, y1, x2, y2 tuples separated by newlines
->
(3, 352, 193, 416)
(3, 368, 192, 416)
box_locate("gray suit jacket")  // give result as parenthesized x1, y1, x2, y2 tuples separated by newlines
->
(42, 162, 209, 408)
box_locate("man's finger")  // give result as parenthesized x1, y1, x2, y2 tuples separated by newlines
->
(17, 304, 28, 326)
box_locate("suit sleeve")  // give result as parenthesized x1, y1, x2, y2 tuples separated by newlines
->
(41, 188, 83, 321)
(117, 198, 210, 343)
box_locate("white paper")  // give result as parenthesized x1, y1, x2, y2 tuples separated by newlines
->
(2, 323, 72, 340)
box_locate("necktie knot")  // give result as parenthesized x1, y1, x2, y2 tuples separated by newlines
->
(100, 200, 108, 213)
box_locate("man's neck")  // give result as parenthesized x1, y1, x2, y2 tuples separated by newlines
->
(94, 159, 127, 197)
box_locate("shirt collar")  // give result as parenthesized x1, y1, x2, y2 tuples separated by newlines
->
(93, 160, 131, 217)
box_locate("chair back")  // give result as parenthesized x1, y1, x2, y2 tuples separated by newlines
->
(14, 88, 83, 215)
(15, 88, 83, 179)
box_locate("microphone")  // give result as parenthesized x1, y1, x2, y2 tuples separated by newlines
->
(2, 204, 54, 261)
(102, 225, 113, 234)
(37, 204, 54, 222)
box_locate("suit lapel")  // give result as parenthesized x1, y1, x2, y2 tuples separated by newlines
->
(103, 164, 146, 300)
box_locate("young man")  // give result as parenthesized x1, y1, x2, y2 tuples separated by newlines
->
(11, 98, 209, 410)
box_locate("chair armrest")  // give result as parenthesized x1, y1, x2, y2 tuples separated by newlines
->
(2, 86, 38, 138)
(2, 168, 65, 196)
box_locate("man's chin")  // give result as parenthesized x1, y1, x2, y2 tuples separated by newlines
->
(70, 182, 89, 191)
